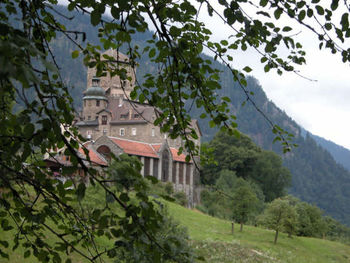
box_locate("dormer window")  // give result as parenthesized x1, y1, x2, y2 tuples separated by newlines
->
(96, 100, 100, 107)
(134, 113, 140, 119)
(92, 77, 100, 87)
(120, 113, 129, 119)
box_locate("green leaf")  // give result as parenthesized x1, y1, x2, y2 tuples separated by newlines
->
(261, 57, 268, 63)
(282, 26, 292, 32)
(24, 250, 30, 258)
(90, 10, 101, 26)
(307, 8, 313, 18)
(264, 64, 270, 72)
(149, 48, 156, 58)
(331, 0, 339, 11)
(220, 40, 228, 46)
(325, 23, 332, 31)
(71, 50, 79, 59)
(260, 0, 268, 7)
(169, 26, 181, 38)
(274, 8, 283, 20)
(242, 66, 252, 73)
(341, 13, 349, 31)
(315, 5, 324, 15)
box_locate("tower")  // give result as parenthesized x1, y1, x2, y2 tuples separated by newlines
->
(82, 77, 108, 135)
(86, 49, 136, 98)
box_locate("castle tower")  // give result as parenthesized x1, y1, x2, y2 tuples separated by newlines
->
(82, 77, 108, 129)
(86, 50, 136, 98)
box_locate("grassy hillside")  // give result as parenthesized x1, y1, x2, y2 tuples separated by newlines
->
(3, 199, 349, 263)
(167, 201, 350, 263)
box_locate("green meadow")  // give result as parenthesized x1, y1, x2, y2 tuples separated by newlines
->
(167, 201, 350, 263)
(1, 198, 350, 263)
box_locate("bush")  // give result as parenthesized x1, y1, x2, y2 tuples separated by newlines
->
(164, 182, 174, 195)
(173, 191, 188, 207)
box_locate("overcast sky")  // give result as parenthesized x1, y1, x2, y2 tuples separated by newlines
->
(194, 2, 350, 150)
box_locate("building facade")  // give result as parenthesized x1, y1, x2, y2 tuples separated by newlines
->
(74, 50, 201, 206)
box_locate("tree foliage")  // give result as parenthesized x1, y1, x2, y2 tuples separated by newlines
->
(231, 178, 259, 231)
(199, 170, 264, 221)
(259, 198, 298, 244)
(201, 131, 291, 201)
(2, 0, 350, 261)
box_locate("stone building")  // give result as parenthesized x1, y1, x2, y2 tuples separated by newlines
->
(73, 50, 201, 206)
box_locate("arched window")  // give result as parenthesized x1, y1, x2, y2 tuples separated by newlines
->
(97, 145, 111, 162)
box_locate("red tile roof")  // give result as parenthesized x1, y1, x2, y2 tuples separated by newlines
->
(110, 138, 159, 158)
(78, 146, 107, 166)
(169, 148, 189, 163)
(109, 138, 190, 162)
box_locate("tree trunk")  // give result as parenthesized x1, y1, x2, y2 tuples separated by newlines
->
(231, 222, 234, 235)
(240, 222, 243, 232)
(274, 229, 279, 244)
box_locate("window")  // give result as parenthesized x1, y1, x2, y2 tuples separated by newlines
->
(88, 116, 91, 120)
(84, 100, 86, 107)
(96, 100, 100, 107)
(120, 128, 125, 136)
(131, 128, 136, 136)
(102, 115, 107, 125)
(95, 116, 98, 120)
(87, 130, 92, 139)
(134, 113, 139, 118)
(151, 128, 155, 137)
(120, 113, 129, 119)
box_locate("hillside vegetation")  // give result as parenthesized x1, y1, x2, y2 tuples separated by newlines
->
(167, 201, 350, 263)
(2, 196, 350, 263)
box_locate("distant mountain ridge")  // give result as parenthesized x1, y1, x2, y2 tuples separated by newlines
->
(45, 6, 350, 226)
(308, 132, 350, 172)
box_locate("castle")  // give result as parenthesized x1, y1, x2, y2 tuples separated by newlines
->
(73, 50, 201, 206)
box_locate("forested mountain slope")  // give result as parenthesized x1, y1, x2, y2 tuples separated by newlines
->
(310, 133, 350, 172)
(47, 6, 350, 225)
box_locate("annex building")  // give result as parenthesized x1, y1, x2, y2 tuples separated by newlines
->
(72, 50, 201, 206)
